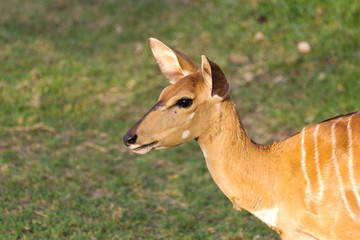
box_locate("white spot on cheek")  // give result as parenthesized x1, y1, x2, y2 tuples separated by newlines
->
(203, 150, 207, 159)
(187, 112, 195, 120)
(182, 130, 190, 139)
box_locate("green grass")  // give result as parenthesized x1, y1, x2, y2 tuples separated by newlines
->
(1, 0, 359, 239)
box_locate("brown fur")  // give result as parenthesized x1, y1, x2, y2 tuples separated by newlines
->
(124, 38, 360, 239)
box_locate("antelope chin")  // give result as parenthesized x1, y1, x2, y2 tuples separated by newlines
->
(130, 141, 160, 154)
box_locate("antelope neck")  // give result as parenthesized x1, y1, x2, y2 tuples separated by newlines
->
(197, 98, 277, 213)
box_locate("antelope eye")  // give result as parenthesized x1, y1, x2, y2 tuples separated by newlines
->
(176, 98, 193, 108)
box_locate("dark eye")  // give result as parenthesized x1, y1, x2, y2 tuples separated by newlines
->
(176, 98, 193, 108)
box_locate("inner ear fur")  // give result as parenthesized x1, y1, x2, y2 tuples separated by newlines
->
(148, 38, 199, 84)
(201, 55, 229, 98)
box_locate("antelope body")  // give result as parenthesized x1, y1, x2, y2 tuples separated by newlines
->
(123, 38, 360, 239)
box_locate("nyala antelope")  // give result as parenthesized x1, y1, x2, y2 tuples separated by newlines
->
(123, 38, 360, 239)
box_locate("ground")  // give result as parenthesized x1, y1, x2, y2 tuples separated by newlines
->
(0, 0, 359, 239)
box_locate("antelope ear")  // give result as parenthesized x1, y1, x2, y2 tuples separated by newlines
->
(201, 55, 229, 98)
(148, 38, 199, 84)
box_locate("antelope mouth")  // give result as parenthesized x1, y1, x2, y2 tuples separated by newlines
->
(132, 141, 159, 154)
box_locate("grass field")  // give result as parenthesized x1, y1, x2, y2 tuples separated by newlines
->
(1, 0, 359, 239)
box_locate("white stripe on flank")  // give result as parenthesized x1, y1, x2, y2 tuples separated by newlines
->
(347, 115, 360, 209)
(314, 125, 324, 201)
(331, 121, 357, 221)
(301, 127, 312, 203)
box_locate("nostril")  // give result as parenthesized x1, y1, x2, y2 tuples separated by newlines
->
(127, 134, 137, 144)
(123, 133, 137, 146)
